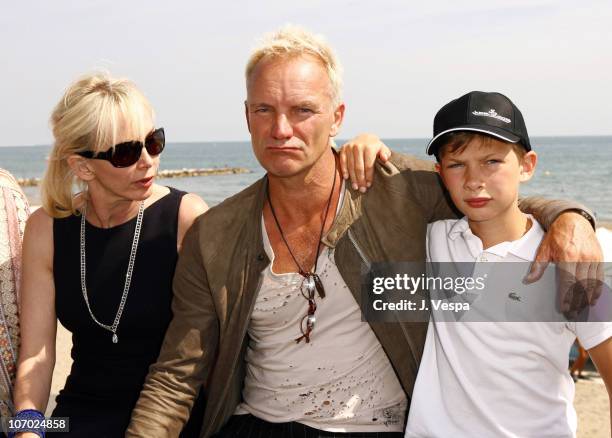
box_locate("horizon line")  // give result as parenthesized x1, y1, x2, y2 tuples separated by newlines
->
(2, 133, 612, 148)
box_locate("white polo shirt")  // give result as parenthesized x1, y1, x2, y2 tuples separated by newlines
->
(405, 215, 612, 438)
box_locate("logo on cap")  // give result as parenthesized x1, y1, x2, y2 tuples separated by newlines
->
(471, 109, 511, 124)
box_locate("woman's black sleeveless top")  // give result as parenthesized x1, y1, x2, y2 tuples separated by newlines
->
(51, 187, 204, 436)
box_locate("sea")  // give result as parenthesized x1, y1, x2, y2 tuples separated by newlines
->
(1, 136, 610, 222)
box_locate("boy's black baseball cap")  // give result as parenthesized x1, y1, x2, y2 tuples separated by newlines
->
(426, 91, 532, 156)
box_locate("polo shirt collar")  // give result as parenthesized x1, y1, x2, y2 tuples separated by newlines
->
(448, 214, 544, 261)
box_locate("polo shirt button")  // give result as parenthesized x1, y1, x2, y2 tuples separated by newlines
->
(256, 253, 265, 261)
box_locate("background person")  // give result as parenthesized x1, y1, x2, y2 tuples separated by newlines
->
(570, 340, 590, 381)
(0, 169, 30, 423)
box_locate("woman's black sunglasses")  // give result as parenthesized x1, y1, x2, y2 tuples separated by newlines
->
(77, 127, 165, 168)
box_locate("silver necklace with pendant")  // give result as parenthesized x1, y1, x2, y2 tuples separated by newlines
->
(80, 201, 144, 343)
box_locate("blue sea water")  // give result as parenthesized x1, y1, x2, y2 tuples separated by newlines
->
(1, 136, 610, 221)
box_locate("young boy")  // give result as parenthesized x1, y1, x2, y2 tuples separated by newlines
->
(404, 91, 612, 437)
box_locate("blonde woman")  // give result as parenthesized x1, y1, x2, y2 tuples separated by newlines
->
(11, 74, 208, 437)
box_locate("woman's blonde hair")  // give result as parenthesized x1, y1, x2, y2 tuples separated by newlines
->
(245, 25, 344, 106)
(42, 72, 154, 217)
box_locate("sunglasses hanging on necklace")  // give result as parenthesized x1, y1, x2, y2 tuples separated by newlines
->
(266, 159, 337, 344)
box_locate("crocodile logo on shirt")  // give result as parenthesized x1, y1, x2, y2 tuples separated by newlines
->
(508, 292, 522, 302)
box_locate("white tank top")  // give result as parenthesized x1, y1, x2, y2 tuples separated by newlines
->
(236, 188, 407, 432)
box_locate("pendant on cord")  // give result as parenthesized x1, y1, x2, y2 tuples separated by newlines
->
(302, 272, 326, 299)
(112, 333, 118, 344)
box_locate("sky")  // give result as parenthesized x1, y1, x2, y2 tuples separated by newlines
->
(1, 0, 611, 146)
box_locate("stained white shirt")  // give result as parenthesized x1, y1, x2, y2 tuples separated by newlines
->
(406, 215, 612, 438)
(237, 187, 407, 432)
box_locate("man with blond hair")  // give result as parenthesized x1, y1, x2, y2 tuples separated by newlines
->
(126, 26, 601, 438)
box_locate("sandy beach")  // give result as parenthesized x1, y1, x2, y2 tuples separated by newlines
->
(44, 226, 612, 437)
(47, 323, 610, 437)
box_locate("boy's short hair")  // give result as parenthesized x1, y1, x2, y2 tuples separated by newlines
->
(435, 132, 528, 162)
